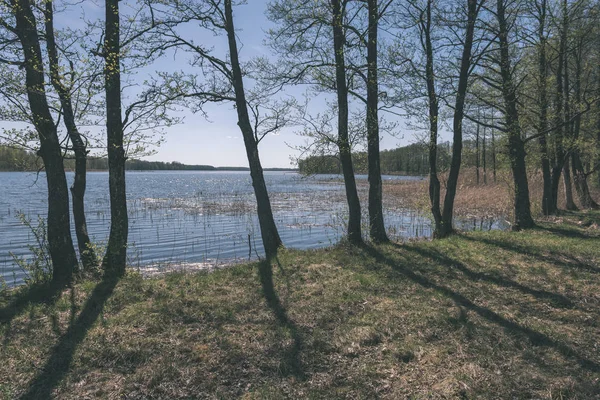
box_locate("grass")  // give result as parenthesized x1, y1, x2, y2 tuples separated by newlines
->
(1, 212, 600, 399)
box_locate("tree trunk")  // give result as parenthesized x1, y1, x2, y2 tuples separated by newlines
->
(536, 0, 555, 215)
(562, 155, 577, 210)
(102, 0, 129, 276)
(482, 126, 487, 184)
(44, 0, 97, 269)
(572, 152, 598, 209)
(496, 0, 534, 230)
(12, 0, 78, 285)
(366, 0, 387, 243)
(422, 0, 443, 236)
(224, 0, 283, 259)
(332, 0, 362, 244)
(570, 43, 598, 209)
(439, 0, 479, 237)
(491, 123, 497, 183)
(550, 5, 566, 213)
(597, 61, 600, 188)
(476, 121, 480, 185)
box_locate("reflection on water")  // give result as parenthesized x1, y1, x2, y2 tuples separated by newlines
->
(0, 171, 508, 286)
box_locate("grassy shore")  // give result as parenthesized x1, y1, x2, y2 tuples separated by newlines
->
(1, 212, 600, 399)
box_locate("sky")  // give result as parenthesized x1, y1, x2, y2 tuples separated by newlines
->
(52, 1, 431, 168)
(128, 0, 424, 168)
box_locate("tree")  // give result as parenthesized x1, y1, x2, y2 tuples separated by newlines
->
(439, 0, 481, 236)
(366, 0, 389, 243)
(495, 0, 535, 229)
(5, 0, 79, 284)
(398, 0, 444, 236)
(332, 0, 362, 244)
(146, 0, 284, 259)
(566, 0, 598, 209)
(44, 0, 97, 270)
(224, 0, 283, 257)
(101, 0, 128, 275)
(267, 0, 365, 244)
(532, 0, 556, 215)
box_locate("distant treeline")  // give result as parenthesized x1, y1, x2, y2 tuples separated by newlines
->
(298, 139, 497, 176)
(0, 146, 295, 172)
(298, 143, 450, 175)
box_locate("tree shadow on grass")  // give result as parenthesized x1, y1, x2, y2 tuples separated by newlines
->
(1, 281, 64, 347)
(361, 244, 600, 373)
(459, 234, 600, 274)
(397, 244, 576, 309)
(257, 259, 305, 380)
(18, 275, 119, 400)
(535, 224, 596, 240)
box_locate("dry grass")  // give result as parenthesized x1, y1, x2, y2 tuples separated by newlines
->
(1, 212, 599, 399)
(383, 168, 600, 221)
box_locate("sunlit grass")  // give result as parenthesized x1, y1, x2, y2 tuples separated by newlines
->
(1, 211, 599, 399)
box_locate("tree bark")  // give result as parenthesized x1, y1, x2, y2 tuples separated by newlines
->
(439, 0, 479, 237)
(491, 122, 497, 183)
(570, 44, 598, 209)
(563, 157, 578, 210)
(561, 8, 577, 212)
(536, 0, 555, 215)
(482, 126, 487, 184)
(366, 0, 388, 243)
(496, 0, 534, 230)
(44, 0, 97, 269)
(571, 152, 598, 208)
(476, 121, 480, 185)
(597, 63, 600, 188)
(422, 0, 443, 236)
(550, 3, 566, 213)
(102, 0, 129, 276)
(12, 0, 78, 285)
(224, 0, 283, 259)
(331, 0, 362, 244)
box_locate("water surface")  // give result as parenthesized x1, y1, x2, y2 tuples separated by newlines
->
(0, 171, 505, 286)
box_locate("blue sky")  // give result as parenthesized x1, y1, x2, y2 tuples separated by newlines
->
(66, 0, 421, 168)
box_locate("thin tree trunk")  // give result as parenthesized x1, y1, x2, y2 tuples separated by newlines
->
(563, 156, 577, 210)
(491, 120, 497, 183)
(572, 153, 598, 208)
(483, 126, 487, 184)
(12, 0, 78, 285)
(366, 0, 387, 243)
(332, 0, 362, 244)
(476, 121, 480, 185)
(44, 0, 97, 269)
(536, 0, 555, 215)
(440, 0, 479, 237)
(550, 5, 566, 213)
(597, 65, 600, 188)
(497, 0, 534, 230)
(102, 0, 129, 276)
(224, 0, 283, 259)
(423, 0, 443, 236)
(570, 43, 598, 209)
(560, 4, 577, 213)
(597, 57, 600, 188)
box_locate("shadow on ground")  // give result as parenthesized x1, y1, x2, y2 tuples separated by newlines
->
(257, 259, 305, 380)
(16, 276, 119, 400)
(361, 242, 599, 372)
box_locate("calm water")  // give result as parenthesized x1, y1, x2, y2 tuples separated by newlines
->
(0, 171, 505, 286)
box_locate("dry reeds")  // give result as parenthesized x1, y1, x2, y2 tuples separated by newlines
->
(382, 168, 600, 221)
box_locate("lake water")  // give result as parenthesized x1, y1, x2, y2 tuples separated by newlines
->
(0, 171, 505, 286)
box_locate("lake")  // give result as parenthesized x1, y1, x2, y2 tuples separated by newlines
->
(0, 171, 505, 286)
